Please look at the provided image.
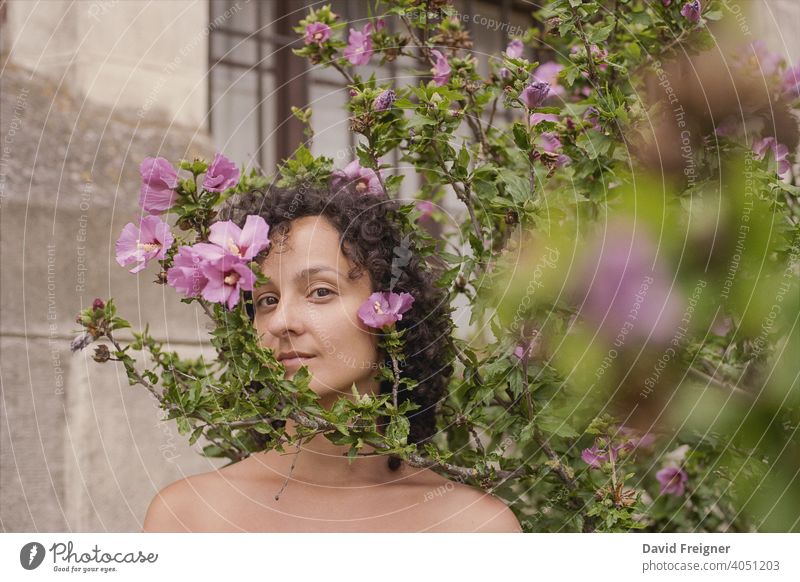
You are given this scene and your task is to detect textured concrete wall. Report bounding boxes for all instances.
[4,0,209,129]
[1,1,225,532]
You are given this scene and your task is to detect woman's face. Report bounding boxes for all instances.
[253,215,382,401]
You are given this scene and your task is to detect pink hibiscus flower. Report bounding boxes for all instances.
[357,291,415,329]
[115,215,174,274]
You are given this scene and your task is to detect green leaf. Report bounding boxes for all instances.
[202,445,226,458]
[537,415,580,439]
[110,318,131,331]
[576,131,613,159]
[176,416,191,435]
[588,23,614,44]
[498,168,531,204]
[387,414,410,444]
[512,122,530,150]
[189,426,204,445]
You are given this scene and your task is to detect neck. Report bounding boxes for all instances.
[252,379,402,487]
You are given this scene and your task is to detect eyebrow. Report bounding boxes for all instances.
[257,265,345,289]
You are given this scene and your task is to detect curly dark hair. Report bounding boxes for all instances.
[218,182,456,470]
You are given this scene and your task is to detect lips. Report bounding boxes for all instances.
[278,352,315,368]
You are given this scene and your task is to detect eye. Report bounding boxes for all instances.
[311,287,334,299]
[255,295,277,309]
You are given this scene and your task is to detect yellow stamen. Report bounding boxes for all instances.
[224,272,240,286]
[227,237,241,257]
[137,241,160,253]
[373,300,384,314]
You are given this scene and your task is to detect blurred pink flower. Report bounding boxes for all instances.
[505,39,524,59]
[416,200,435,219]
[534,131,570,168]
[619,426,656,452]
[115,215,174,274]
[511,340,533,362]
[431,49,452,86]
[752,136,791,176]
[745,40,784,76]
[208,215,270,261]
[139,157,179,214]
[538,132,561,153]
[344,22,376,66]
[531,61,564,98]
[529,113,559,126]
[714,116,739,138]
[656,466,688,496]
[203,153,240,193]
[570,219,684,345]
[520,81,550,109]
[331,159,383,195]
[583,106,601,131]
[304,22,331,45]
[581,441,621,469]
[358,291,415,329]
[680,0,701,23]
[783,63,800,99]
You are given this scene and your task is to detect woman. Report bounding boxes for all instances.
[142,181,521,532]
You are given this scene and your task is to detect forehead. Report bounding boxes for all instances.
[259,215,352,277]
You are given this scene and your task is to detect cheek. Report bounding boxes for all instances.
[320,304,379,365]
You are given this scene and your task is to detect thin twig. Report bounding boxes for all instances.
[399,14,436,65]
[330,59,355,85]
[468,425,486,456]
[388,350,401,409]
[199,300,216,324]
[430,140,483,245]
[274,437,304,501]
[486,95,499,131]
[573,14,600,86]
[106,330,161,401]
[288,409,527,485]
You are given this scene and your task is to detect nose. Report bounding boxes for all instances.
[263,293,308,341]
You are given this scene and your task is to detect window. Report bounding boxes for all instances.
[208,0,538,196]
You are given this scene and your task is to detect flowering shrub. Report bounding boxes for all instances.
[72,0,799,532]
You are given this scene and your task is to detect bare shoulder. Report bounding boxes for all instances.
[421,479,523,533]
[141,468,232,533]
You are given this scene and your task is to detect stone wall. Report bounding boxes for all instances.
[1,0,227,531]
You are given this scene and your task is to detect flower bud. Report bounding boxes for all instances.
[92,298,105,311]
[176,217,194,231]
[70,331,93,353]
[92,344,111,363]
[520,81,550,109]
[373,89,397,112]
